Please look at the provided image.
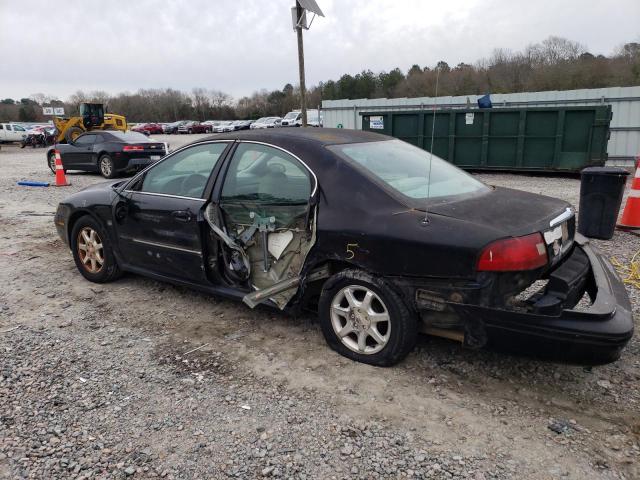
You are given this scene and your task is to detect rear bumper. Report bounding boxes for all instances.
[115,155,164,171]
[452,234,633,364]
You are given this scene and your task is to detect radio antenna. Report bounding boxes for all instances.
[422,66,440,226]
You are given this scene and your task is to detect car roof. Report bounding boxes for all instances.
[199,127,389,146]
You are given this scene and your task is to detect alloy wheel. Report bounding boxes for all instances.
[77,227,104,274]
[100,157,112,177]
[330,285,391,355]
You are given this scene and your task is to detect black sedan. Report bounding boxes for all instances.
[48,131,167,179]
[53,129,633,366]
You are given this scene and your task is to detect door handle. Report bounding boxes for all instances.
[172,210,192,222]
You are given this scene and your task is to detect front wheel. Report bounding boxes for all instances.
[48,152,56,173]
[70,216,122,283]
[98,154,117,178]
[318,270,418,367]
[48,152,66,174]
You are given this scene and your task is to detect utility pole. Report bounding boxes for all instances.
[292,0,323,128]
[296,3,307,127]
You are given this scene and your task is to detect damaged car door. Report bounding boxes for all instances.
[207,141,317,308]
[115,142,230,283]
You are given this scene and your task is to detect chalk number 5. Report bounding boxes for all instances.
[346,243,359,260]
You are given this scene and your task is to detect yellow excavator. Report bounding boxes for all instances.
[53,103,128,143]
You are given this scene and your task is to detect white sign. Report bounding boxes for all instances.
[465,112,474,125]
[369,116,384,129]
[54,107,65,115]
[42,107,54,115]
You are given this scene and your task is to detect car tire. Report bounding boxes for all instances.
[48,151,57,174]
[48,151,67,174]
[70,215,122,283]
[318,269,417,367]
[98,154,117,179]
[188,129,193,134]
[64,126,84,144]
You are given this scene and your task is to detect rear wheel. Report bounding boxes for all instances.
[99,154,116,178]
[318,269,417,367]
[70,216,121,283]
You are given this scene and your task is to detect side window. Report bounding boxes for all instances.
[221,143,311,204]
[75,134,96,145]
[6,125,12,131]
[0,125,3,130]
[140,142,227,198]
[13,125,25,131]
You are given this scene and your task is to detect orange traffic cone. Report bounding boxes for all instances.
[54,150,70,187]
[618,156,640,230]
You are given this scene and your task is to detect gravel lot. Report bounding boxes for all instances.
[1,135,639,479]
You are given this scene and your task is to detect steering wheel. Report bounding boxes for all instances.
[179,174,208,197]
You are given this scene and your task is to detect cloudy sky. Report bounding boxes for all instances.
[1,0,638,101]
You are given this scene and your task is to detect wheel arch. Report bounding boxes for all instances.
[299,259,414,315]
[66,209,108,246]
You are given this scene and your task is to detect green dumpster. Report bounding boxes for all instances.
[361,106,611,173]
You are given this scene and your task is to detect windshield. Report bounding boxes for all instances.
[329,139,489,201]
[284,112,299,120]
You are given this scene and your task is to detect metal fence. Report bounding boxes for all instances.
[321,86,640,166]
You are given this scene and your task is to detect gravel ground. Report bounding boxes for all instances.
[1,135,639,479]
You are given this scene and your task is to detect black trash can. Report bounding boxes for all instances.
[578,167,629,240]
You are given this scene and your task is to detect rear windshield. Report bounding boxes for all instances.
[110,131,152,142]
[329,139,489,202]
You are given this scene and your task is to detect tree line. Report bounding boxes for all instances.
[1,36,638,124]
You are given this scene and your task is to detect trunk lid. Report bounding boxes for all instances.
[427,186,575,266]
[427,186,572,237]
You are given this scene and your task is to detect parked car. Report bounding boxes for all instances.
[250,117,282,129]
[0,123,29,142]
[132,123,164,135]
[21,127,56,148]
[53,129,633,367]
[213,121,235,133]
[26,125,53,135]
[163,121,186,134]
[47,131,167,179]
[231,120,252,131]
[178,121,212,134]
[280,111,301,127]
[280,109,322,127]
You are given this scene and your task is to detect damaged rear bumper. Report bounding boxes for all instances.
[452,234,633,365]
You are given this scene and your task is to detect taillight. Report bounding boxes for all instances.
[123,145,144,152]
[477,233,548,271]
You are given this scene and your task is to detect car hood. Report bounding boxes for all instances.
[78,179,123,193]
[426,186,571,237]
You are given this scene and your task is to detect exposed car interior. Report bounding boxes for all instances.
[204,142,317,308]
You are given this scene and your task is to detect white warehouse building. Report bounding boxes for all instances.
[321,85,640,166]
